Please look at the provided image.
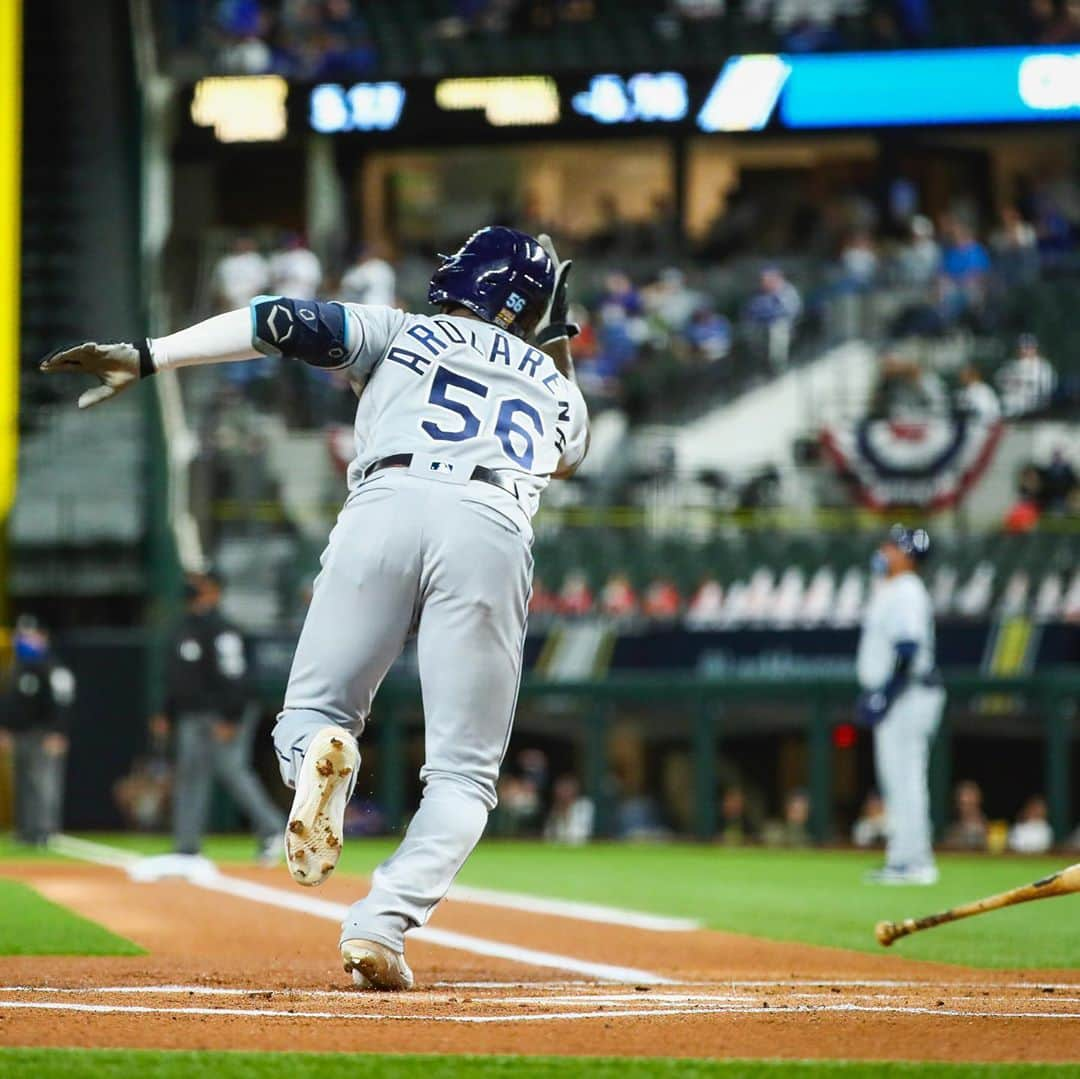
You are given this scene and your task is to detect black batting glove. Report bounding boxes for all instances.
[535,233,580,347]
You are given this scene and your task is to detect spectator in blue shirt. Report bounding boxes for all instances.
[744,267,802,326]
[684,306,732,364]
[938,217,990,324]
[941,218,991,281]
[743,267,802,371]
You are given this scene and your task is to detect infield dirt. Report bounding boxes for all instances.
[0,862,1076,1063]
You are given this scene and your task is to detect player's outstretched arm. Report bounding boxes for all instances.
[40,308,259,409]
[42,298,365,409]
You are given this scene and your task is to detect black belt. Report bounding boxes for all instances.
[361,453,519,499]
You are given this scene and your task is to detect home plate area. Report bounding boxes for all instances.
[2,859,1077,1062]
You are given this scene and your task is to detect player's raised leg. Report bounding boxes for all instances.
[339,489,531,987]
[274,487,420,886]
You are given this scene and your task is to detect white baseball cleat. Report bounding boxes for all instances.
[865,864,939,885]
[285,726,359,887]
[341,938,414,991]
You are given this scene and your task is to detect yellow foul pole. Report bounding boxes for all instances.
[0,0,20,531]
[0,0,16,821]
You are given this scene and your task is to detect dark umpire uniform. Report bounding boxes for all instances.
[159,573,284,859]
[2,617,75,845]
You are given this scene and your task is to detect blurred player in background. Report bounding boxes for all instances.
[856,525,943,885]
[268,232,322,300]
[339,245,396,306]
[151,571,285,864]
[212,235,269,313]
[0,616,76,845]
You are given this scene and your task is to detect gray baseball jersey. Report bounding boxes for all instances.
[272,304,588,951]
[334,305,588,519]
[856,572,936,690]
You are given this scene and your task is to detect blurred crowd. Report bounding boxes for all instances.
[529,541,1080,626]
[714,778,1080,853]
[202,153,1080,425]
[1005,448,1079,531]
[495,752,1080,850]
[501,171,1080,416]
[490,749,595,842]
[929,779,1080,855]
[171,1,1080,77]
[850,783,1069,854]
[869,337,1060,427]
[434,0,600,39]
[201,0,378,78]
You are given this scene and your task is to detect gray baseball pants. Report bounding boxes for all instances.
[173,710,285,854]
[13,730,66,843]
[873,685,945,870]
[273,470,532,953]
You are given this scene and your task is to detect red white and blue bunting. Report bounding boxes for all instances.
[821,416,1003,510]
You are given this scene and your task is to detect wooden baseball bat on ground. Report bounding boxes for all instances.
[875,863,1080,947]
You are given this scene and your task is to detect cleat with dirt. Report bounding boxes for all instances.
[341,938,414,991]
[284,726,359,887]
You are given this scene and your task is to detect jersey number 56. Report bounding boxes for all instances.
[421,365,546,469]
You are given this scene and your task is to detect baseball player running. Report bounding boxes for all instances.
[42,227,588,989]
[856,524,944,885]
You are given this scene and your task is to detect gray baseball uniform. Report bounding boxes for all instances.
[271,306,588,951]
[857,571,944,872]
[42,295,587,951]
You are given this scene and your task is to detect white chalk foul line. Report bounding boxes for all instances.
[49,835,141,867]
[4,985,1078,1007]
[47,835,673,986]
[2,999,1079,1024]
[0,985,359,998]
[445,883,700,932]
[49,836,697,935]
[50,834,140,869]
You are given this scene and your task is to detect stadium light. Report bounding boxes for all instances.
[435,77,560,127]
[190,76,288,142]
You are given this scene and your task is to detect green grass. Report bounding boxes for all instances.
[0,1052,1074,1079]
[0,877,142,955]
[0,834,71,861]
[5,833,1076,969]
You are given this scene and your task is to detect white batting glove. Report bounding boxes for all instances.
[40,340,153,409]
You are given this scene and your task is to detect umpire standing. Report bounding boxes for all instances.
[1,617,75,845]
[153,571,285,862]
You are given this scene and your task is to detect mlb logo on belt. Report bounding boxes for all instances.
[430,461,454,473]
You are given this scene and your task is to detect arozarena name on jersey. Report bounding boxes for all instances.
[386,318,562,396]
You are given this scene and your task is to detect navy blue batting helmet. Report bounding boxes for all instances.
[428,227,555,340]
[886,523,931,561]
